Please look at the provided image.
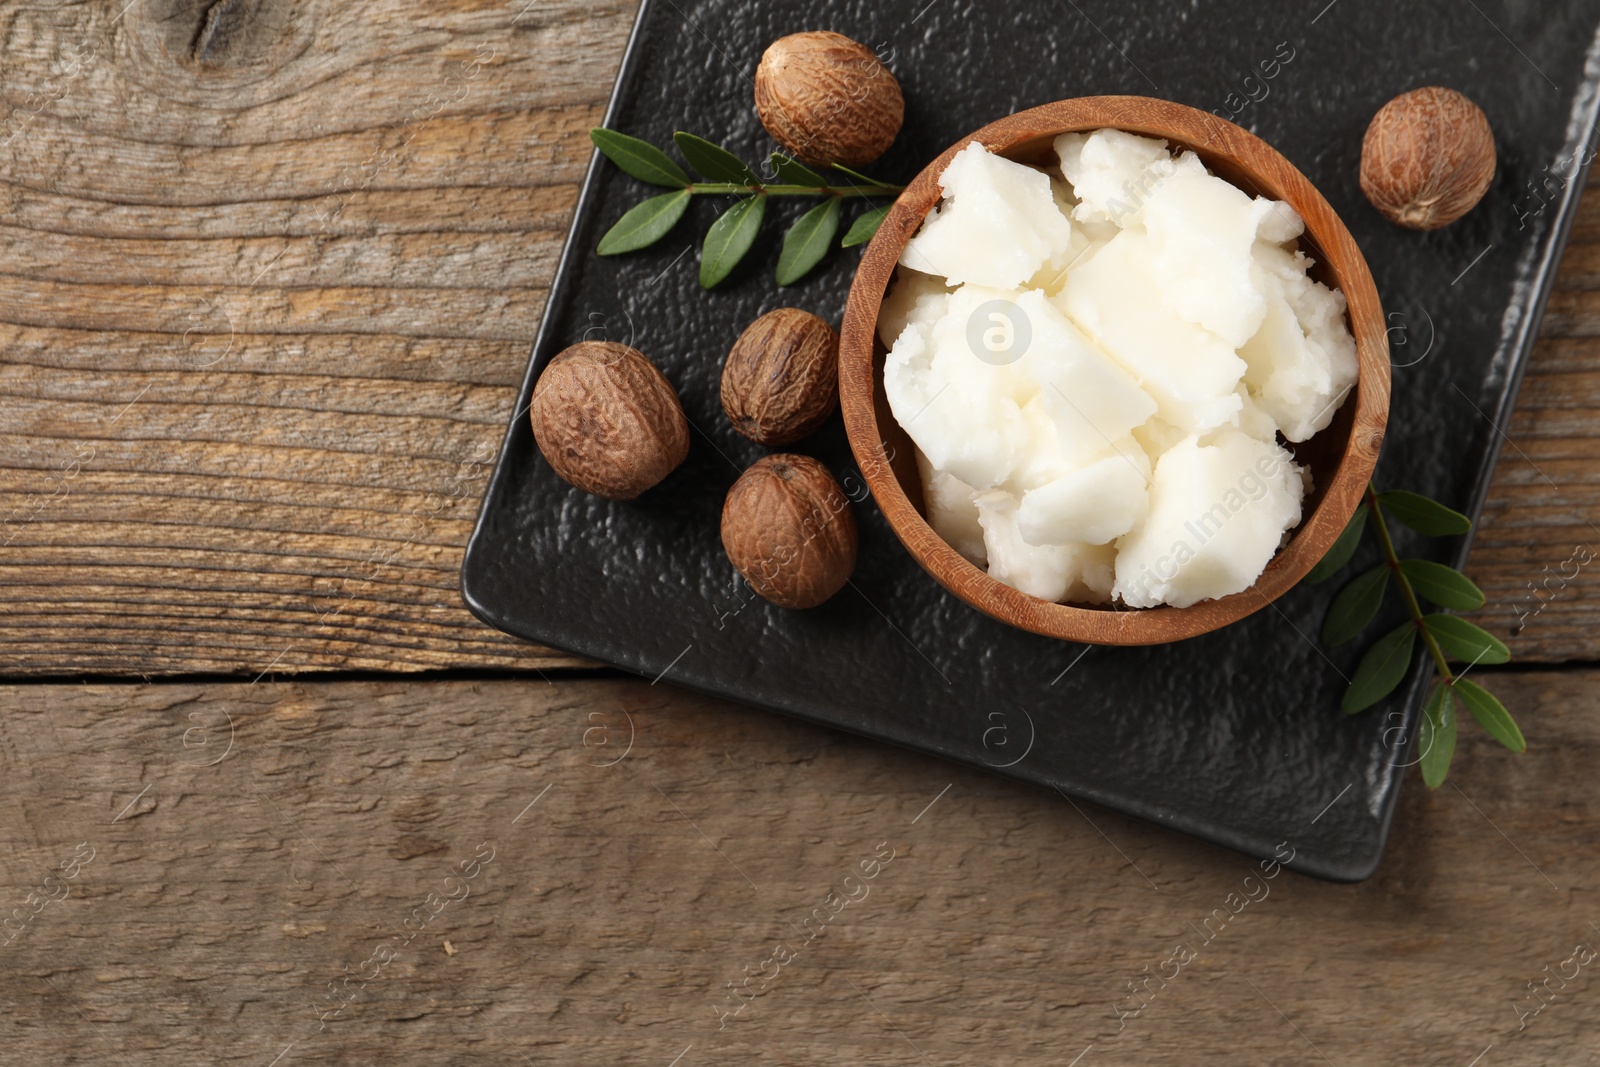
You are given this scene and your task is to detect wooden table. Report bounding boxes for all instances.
[2,2,1598,1063]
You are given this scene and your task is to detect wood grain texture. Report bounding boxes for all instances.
[0,673,1594,1065]
[1468,187,1600,662]
[0,0,633,675]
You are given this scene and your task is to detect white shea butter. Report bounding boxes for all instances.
[1018,448,1150,547]
[881,130,1358,609]
[901,143,1075,289]
[1242,244,1359,442]
[1113,432,1305,609]
[1056,230,1247,433]
[877,268,952,350]
[975,489,1080,602]
[917,451,987,566]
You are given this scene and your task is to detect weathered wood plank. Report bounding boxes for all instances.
[0,672,1592,1063]
[1468,186,1600,662]
[0,0,632,674]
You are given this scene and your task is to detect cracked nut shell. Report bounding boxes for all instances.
[754,31,904,168]
[530,341,689,500]
[1360,86,1496,230]
[721,308,840,446]
[721,454,858,609]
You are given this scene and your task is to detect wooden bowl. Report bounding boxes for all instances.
[838,97,1390,645]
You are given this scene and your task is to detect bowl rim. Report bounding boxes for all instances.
[837,95,1391,646]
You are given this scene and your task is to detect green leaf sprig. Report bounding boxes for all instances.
[588,128,904,289]
[1309,484,1523,789]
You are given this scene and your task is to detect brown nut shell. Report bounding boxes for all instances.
[721,308,840,446]
[530,341,689,500]
[721,454,857,609]
[1360,86,1496,230]
[754,31,904,168]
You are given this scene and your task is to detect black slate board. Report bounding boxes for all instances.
[464,0,1600,881]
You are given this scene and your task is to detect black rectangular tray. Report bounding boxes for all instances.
[463,0,1600,881]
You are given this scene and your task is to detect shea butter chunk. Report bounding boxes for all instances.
[975,490,1081,602]
[1228,385,1281,443]
[1141,169,1276,347]
[1007,394,1075,492]
[1113,431,1304,608]
[1240,244,1359,442]
[878,268,953,350]
[989,287,1159,465]
[1057,231,1246,433]
[883,292,1033,489]
[901,143,1075,289]
[1055,129,1178,225]
[1018,446,1150,547]
[917,450,987,566]
[1076,542,1117,604]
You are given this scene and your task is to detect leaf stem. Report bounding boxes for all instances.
[687,182,902,198]
[1366,483,1454,685]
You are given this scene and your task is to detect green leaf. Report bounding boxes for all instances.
[699,194,767,288]
[770,153,828,187]
[590,128,690,188]
[1305,505,1369,585]
[1421,614,1510,665]
[674,132,758,185]
[1322,564,1389,647]
[1400,560,1486,611]
[1454,679,1525,752]
[1378,490,1471,537]
[829,162,898,189]
[776,198,841,286]
[842,204,891,248]
[1342,621,1417,714]
[597,189,692,255]
[1418,682,1457,789]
